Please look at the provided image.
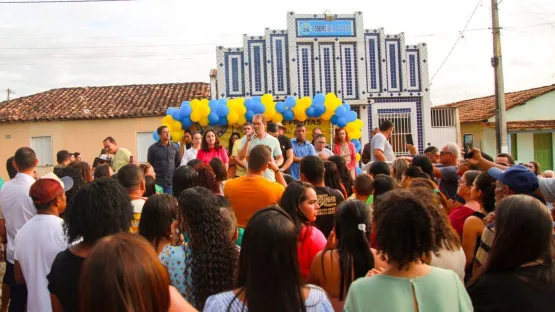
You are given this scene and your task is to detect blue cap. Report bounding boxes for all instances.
[487,165,539,194]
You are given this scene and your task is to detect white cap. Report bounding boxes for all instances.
[41,172,74,191]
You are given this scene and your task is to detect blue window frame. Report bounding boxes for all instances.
[409,54,417,87]
[323,48,332,93]
[389,44,397,89]
[231,58,239,92]
[253,46,262,92]
[345,47,353,96]
[275,39,284,92]
[302,49,310,96]
[369,39,377,90]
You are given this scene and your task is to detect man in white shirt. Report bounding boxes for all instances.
[14,172,72,312]
[117,164,146,233]
[371,120,396,162]
[237,115,284,182]
[0,147,38,311]
[313,134,334,160]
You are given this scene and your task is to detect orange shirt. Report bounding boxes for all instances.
[224,175,285,227]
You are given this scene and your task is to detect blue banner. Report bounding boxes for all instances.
[297,19,355,37]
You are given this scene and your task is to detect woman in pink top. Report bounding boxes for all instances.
[196,130,229,169]
[279,182,326,279]
[332,128,356,179]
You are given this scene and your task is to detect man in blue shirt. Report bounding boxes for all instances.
[290,122,316,180]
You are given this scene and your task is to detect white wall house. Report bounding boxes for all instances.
[211,11,437,154]
[439,84,555,171]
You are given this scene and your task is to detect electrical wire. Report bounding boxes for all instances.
[429,0,483,84]
[0,0,132,3]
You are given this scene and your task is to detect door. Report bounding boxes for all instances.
[533,133,553,171]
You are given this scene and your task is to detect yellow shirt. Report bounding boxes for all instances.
[112,147,132,172]
[231,140,246,177]
[224,175,285,227]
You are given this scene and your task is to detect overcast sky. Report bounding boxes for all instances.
[0,0,554,105]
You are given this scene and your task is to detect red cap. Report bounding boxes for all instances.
[30,179,64,204]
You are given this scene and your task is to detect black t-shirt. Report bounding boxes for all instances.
[47,248,85,312]
[314,186,344,238]
[468,265,555,312]
[278,135,293,173]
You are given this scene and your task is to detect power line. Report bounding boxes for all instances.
[430,0,483,84]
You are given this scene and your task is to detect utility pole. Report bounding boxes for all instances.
[491,0,508,154]
[5,88,15,101]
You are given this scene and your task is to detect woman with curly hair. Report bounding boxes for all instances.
[47,178,133,312]
[204,207,333,311]
[323,161,347,199]
[227,132,241,178]
[332,128,357,179]
[461,171,496,283]
[468,195,555,311]
[79,233,195,312]
[307,200,387,311]
[279,182,326,279]
[196,130,229,169]
[410,187,466,281]
[328,155,354,197]
[159,187,237,309]
[138,194,179,255]
[344,190,472,311]
[194,163,221,195]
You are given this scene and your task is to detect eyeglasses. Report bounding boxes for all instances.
[440,151,453,156]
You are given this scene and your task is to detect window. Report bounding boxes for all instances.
[369,39,377,90]
[377,111,413,156]
[389,44,397,89]
[31,136,53,166]
[253,46,262,92]
[510,133,518,160]
[323,48,332,93]
[345,47,353,96]
[275,39,285,92]
[231,58,239,92]
[302,48,310,97]
[409,54,417,87]
[137,132,156,163]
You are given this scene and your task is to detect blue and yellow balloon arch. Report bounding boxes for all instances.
[155,93,364,161]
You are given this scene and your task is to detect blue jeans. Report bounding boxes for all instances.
[163,185,173,195]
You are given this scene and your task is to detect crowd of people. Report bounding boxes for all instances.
[0,114,553,312]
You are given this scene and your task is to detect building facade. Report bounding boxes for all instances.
[213,11,433,154]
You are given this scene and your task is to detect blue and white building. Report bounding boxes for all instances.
[212,11,435,154]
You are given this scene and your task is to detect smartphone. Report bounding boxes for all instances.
[405,134,414,146]
[463,144,474,159]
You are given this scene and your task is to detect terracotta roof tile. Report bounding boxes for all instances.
[0,82,210,123]
[482,120,555,131]
[436,84,555,123]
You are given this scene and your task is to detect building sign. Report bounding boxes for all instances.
[296,19,355,37]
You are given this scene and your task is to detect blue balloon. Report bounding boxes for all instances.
[283,109,295,121]
[331,115,339,125]
[342,103,350,111]
[217,105,229,117]
[313,93,325,105]
[254,103,266,114]
[218,118,228,126]
[335,106,347,117]
[180,104,192,117]
[181,117,193,129]
[314,104,326,116]
[284,96,296,109]
[244,99,254,110]
[152,131,160,141]
[336,117,348,128]
[167,108,181,121]
[209,99,219,112]
[180,101,191,107]
[208,112,220,125]
[346,111,357,123]
[306,107,315,117]
[246,110,255,122]
[252,96,262,106]
[355,167,362,176]
[351,139,361,152]
[275,101,286,113]
[218,98,227,106]
[166,107,175,116]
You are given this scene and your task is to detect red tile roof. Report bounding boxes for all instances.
[0,82,210,123]
[437,84,555,123]
[482,120,555,131]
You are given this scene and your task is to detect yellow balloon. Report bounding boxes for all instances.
[237,105,247,115]
[237,115,247,126]
[350,130,362,140]
[200,99,209,107]
[325,93,336,104]
[296,112,308,122]
[321,112,332,121]
[356,153,361,162]
[261,94,274,106]
[345,122,356,133]
[353,119,363,130]
[162,115,173,125]
[272,112,283,123]
[333,98,342,108]
[190,99,200,109]
[171,130,184,143]
[199,116,209,127]
[227,112,239,124]
[199,105,211,117]
[227,99,237,109]
[162,122,173,132]
[264,107,276,119]
[236,97,245,107]
[190,111,201,122]
[172,120,182,131]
